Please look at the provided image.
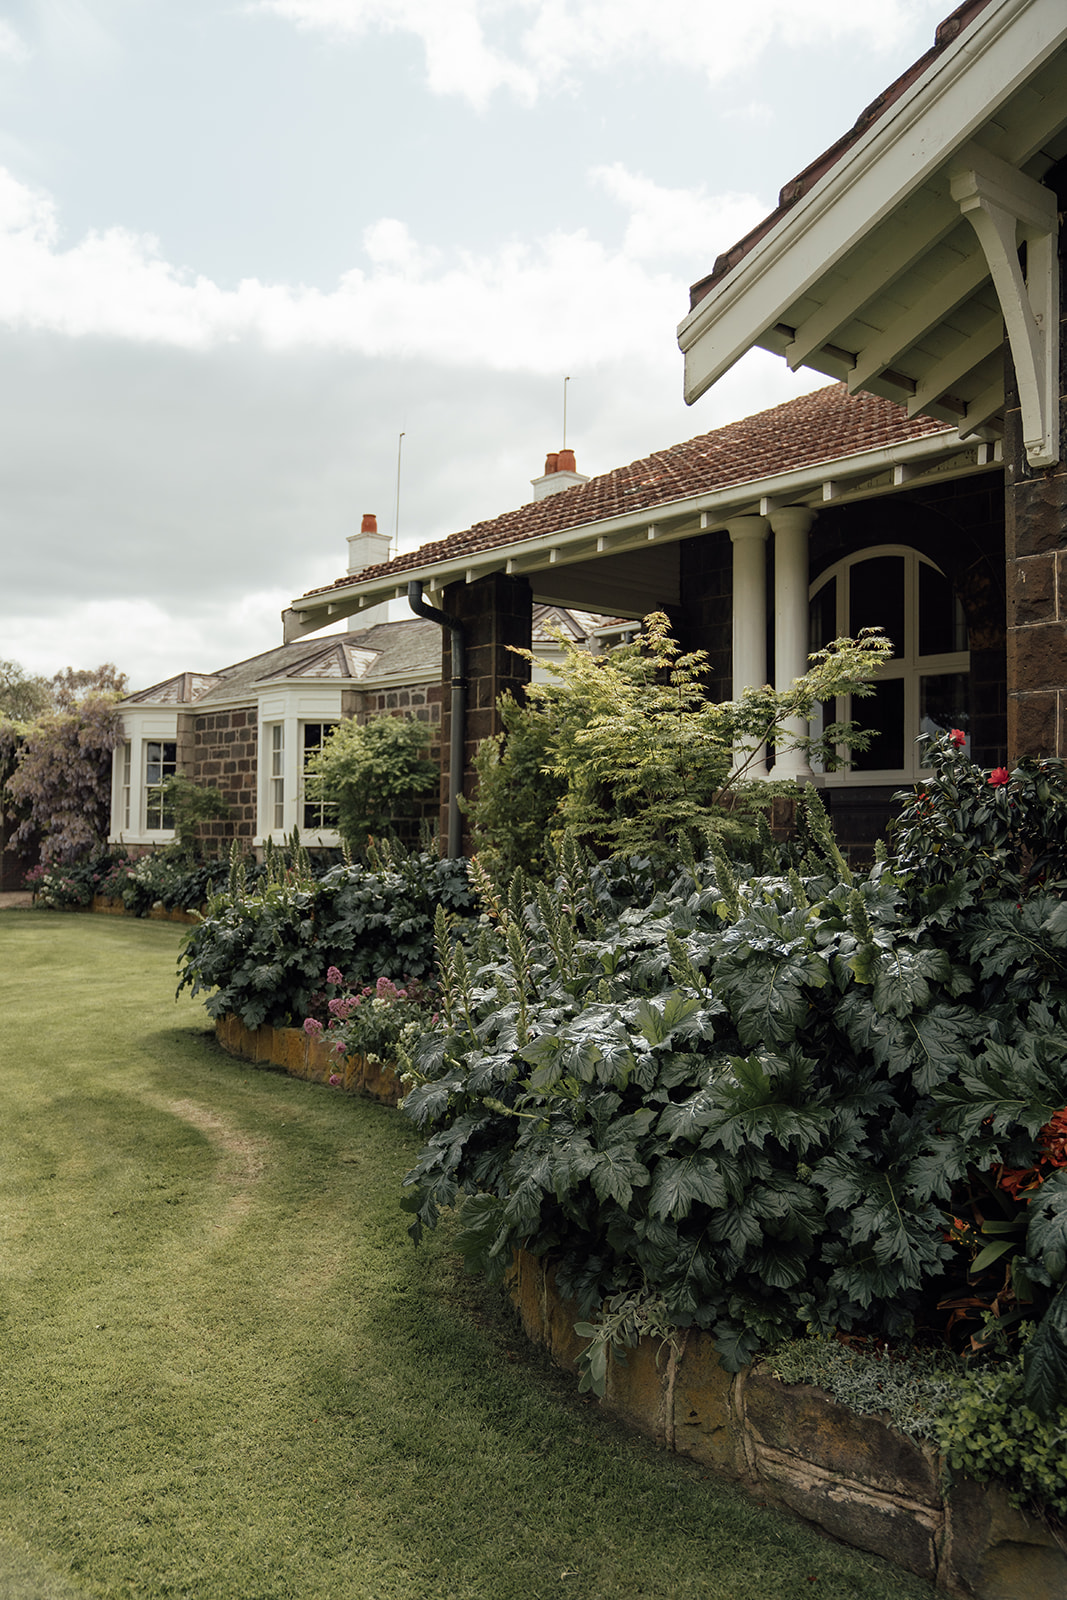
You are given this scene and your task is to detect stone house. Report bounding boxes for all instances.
[284,0,1065,859]
[110,498,614,856]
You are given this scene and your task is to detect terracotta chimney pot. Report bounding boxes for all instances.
[544,453,559,475]
[360,512,378,533]
[557,448,576,474]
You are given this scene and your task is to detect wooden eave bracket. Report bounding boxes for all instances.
[949,145,1060,468]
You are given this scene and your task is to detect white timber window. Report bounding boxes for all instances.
[267,723,285,830]
[300,722,338,831]
[144,740,177,829]
[119,742,131,832]
[809,546,970,784]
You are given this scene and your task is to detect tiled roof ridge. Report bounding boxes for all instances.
[687,0,995,311]
[299,384,951,600]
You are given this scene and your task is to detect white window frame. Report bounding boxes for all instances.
[299,721,338,832]
[256,695,343,846]
[109,716,180,844]
[810,544,970,787]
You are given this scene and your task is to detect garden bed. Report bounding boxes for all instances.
[510,1252,1067,1600]
[214,1014,402,1106]
[216,1010,1065,1598]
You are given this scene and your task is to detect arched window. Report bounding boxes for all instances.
[809,546,969,783]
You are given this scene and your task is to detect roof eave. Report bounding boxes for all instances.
[284,423,996,640]
[677,0,1061,404]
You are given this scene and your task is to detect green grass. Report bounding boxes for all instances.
[0,912,935,1600]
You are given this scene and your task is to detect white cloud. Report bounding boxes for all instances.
[591,164,765,263]
[0,161,761,373]
[252,0,944,107]
[1,593,296,686]
[0,21,30,62]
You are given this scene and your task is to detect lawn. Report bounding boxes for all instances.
[0,911,935,1600]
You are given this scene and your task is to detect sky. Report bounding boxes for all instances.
[0,0,950,692]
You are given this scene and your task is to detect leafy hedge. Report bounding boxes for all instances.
[402,740,1067,1415]
[176,846,475,1028]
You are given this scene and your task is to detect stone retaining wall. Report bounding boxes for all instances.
[213,1014,402,1106]
[509,1253,1067,1600]
[90,895,200,924]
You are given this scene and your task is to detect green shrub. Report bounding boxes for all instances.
[465,613,891,871]
[177,844,474,1028]
[306,716,438,853]
[402,740,1067,1410]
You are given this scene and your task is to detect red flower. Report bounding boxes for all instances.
[948,728,967,748]
[988,767,1010,787]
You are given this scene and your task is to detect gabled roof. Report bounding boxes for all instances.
[677,0,1067,467]
[687,1,996,310]
[121,672,221,706]
[121,622,442,708]
[289,385,953,623]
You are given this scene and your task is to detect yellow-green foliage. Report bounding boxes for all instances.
[471,613,892,868]
[938,1350,1067,1519]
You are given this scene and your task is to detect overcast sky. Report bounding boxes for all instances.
[0,0,949,692]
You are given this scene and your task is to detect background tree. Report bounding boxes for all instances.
[2,683,124,865]
[0,659,53,721]
[50,663,127,708]
[305,715,438,854]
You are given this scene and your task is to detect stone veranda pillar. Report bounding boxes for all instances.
[440,572,533,854]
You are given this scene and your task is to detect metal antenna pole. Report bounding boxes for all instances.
[562,377,570,450]
[394,432,405,557]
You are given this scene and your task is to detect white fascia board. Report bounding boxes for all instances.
[677,0,1066,402]
[289,427,981,629]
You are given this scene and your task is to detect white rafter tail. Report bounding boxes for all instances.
[950,145,1060,467]
[846,247,991,394]
[907,313,1005,419]
[958,378,1006,442]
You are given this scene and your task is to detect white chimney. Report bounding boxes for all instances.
[346,513,393,632]
[531,448,590,502]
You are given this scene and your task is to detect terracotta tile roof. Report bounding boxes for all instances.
[301,385,951,599]
[688,0,995,311]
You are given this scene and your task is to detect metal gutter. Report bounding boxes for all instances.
[286,426,997,633]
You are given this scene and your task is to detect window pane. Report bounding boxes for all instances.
[809,576,837,652]
[851,678,905,771]
[920,674,970,762]
[849,556,904,657]
[302,721,338,829]
[919,563,967,656]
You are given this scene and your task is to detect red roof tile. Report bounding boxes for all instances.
[687,0,995,311]
[300,385,951,599]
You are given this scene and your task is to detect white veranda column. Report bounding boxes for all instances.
[769,505,817,781]
[726,515,770,779]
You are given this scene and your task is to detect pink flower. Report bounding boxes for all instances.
[328,1073,343,1087]
[326,966,344,986]
[376,977,399,999]
[988,767,1010,787]
[948,728,967,749]
[303,1017,324,1036]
